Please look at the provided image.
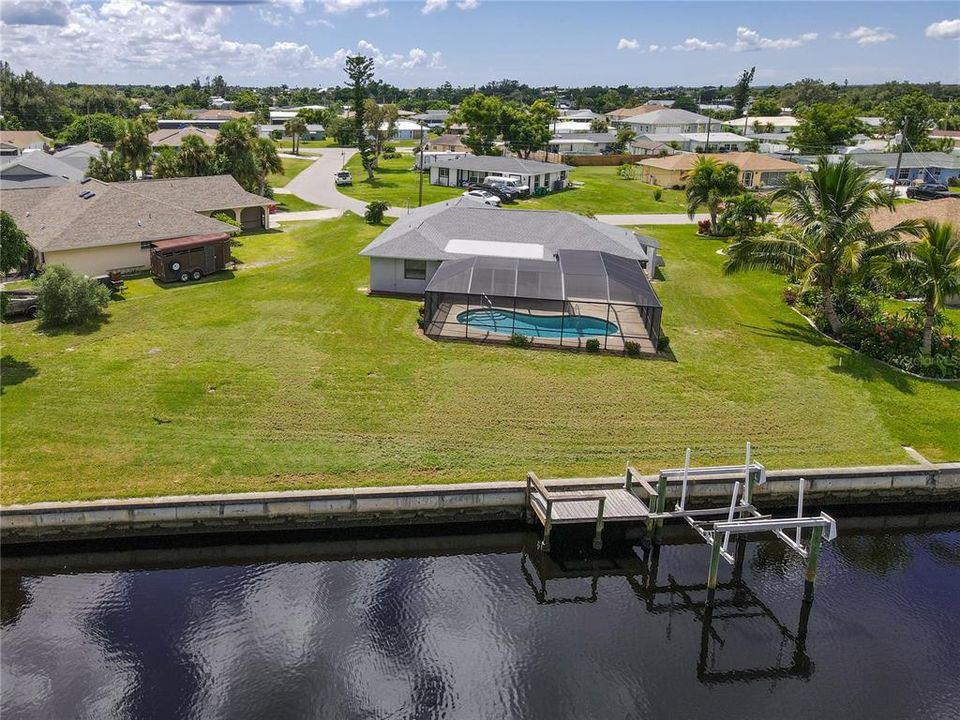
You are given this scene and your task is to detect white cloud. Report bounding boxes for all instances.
[672,37,726,52]
[733,26,817,51]
[617,38,639,50]
[322,0,378,13]
[306,17,335,28]
[421,0,447,14]
[365,6,389,17]
[0,0,69,26]
[457,0,479,10]
[647,44,664,53]
[925,18,960,39]
[354,39,443,70]
[834,26,895,45]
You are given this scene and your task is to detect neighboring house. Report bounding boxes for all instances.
[637,152,805,189]
[648,99,675,107]
[209,96,234,110]
[429,155,573,193]
[699,103,735,113]
[634,131,752,153]
[388,120,424,140]
[53,142,104,173]
[1,141,21,157]
[846,152,960,185]
[550,120,596,135]
[189,108,249,121]
[0,152,85,189]
[422,133,469,153]
[410,110,450,128]
[149,126,219,148]
[727,115,800,135]
[0,130,52,153]
[358,197,661,295]
[559,109,598,122]
[114,175,274,231]
[930,129,960,149]
[158,118,230,130]
[548,133,616,155]
[619,108,716,135]
[1,179,240,277]
[628,138,676,157]
[606,104,663,125]
[750,132,794,154]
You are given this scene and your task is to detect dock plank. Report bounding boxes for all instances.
[530,488,648,525]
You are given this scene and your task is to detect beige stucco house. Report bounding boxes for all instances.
[637,152,805,189]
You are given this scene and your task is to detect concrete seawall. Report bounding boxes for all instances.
[3,462,959,545]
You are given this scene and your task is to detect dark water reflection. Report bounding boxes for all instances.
[2,512,960,719]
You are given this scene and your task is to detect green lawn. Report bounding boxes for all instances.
[273,194,324,213]
[268,157,314,188]
[337,154,463,208]
[276,138,341,150]
[2,217,957,503]
[523,166,687,214]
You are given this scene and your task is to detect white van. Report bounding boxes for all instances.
[483,175,530,197]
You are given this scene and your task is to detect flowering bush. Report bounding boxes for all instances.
[697,219,712,235]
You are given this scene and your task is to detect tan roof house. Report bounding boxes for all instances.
[606,105,663,123]
[422,133,469,153]
[2,180,239,276]
[149,126,219,148]
[637,152,805,189]
[0,130,52,153]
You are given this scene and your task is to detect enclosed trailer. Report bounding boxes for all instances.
[150,233,232,283]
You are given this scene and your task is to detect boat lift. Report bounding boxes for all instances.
[632,443,837,603]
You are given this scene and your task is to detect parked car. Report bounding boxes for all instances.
[906,183,949,200]
[462,189,501,206]
[483,175,530,197]
[1,290,39,319]
[469,182,516,203]
[335,171,352,186]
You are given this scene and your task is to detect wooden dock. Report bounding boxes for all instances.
[525,472,649,550]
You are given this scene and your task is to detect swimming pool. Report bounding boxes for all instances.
[457,308,618,338]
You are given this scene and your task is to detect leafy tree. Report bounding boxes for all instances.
[363,99,399,166]
[326,115,356,147]
[882,221,960,355]
[58,113,122,145]
[252,137,282,196]
[732,67,755,117]
[296,107,325,125]
[724,156,921,335]
[284,116,307,155]
[1,210,29,273]
[86,148,129,182]
[672,94,698,112]
[253,104,271,126]
[179,134,216,177]
[882,91,941,151]
[749,96,781,117]
[34,264,110,326]
[612,125,636,153]
[365,200,389,224]
[215,118,257,189]
[0,114,23,130]
[210,75,228,98]
[152,147,180,179]
[685,156,741,234]
[115,119,151,180]
[504,99,556,158]
[789,103,864,153]
[451,92,505,155]
[590,117,609,133]
[345,55,376,180]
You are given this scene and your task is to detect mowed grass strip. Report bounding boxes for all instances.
[522,165,687,214]
[268,157,315,188]
[2,217,957,503]
[336,153,462,207]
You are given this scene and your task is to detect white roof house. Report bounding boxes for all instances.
[619,108,715,135]
[728,116,800,135]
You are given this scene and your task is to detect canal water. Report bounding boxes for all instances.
[2,511,959,719]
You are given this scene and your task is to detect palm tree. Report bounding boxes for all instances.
[151,147,180,179]
[114,119,151,180]
[685,156,741,234]
[722,192,771,240]
[284,117,307,155]
[214,118,257,190]
[724,156,922,335]
[178,134,214,177]
[252,137,282,196]
[85,148,128,182]
[884,221,960,355]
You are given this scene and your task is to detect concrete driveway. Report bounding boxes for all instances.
[283,148,404,218]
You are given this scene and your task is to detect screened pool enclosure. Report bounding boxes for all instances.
[423,250,662,352]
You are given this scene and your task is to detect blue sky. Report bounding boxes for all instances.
[2,1,958,87]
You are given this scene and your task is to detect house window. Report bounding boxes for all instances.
[742,170,754,187]
[438,167,449,179]
[404,259,427,280]
[898,168,910,181]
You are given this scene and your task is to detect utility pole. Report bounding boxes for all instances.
[704,117,712,154]
[418,121,425,207]
[891,116,909,197]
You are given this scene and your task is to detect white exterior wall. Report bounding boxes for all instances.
[368,257,441,295]
[41,242,151,276]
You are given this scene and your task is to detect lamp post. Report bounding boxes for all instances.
[891,116,908,197]
[340,149,345,170]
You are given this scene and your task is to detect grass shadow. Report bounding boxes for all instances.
[151,270,236,290]
[0,355,38,394]
[38,314,111,337]
[742,317,838,349]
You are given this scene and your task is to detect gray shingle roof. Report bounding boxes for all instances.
[431,155,573,174]
[0,152,85,188]
[359,197,658,262]
[2,179,238,252]
[550,133,616,144]
[621,108,714,125]
[847,152,960,170]
[148,126,219,147]
[114,175,271,212]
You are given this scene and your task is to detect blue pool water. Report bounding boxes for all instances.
[457,308,618,338]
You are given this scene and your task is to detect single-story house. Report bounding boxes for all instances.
[548,133,616,155]
[551,120,597,135]
[847,152,960,185]
[429,155,572,192]
[699,103,735,113]
[0,130,52,154]
[1,179,240,277]
[115,175,274,231]
[618,108,716,135]
[158,118,229,130]
[606,105,662,125]
[559,109,598,122]
[208,96,234,110]
[727,115,800,136]
[360,198,663,351]
[189,108,249,121]
[929,129,960,148]
[637,152,805,189]
[750,133,794,154]
[0,152,86,189]
[628,138,676,157]
[422,133,469,153]
[635,131,752,153]
[149,126,219,148]
[52,142,104,173]
[388,120,424,140]
[410,110,450,128]
[0,141,19,157]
